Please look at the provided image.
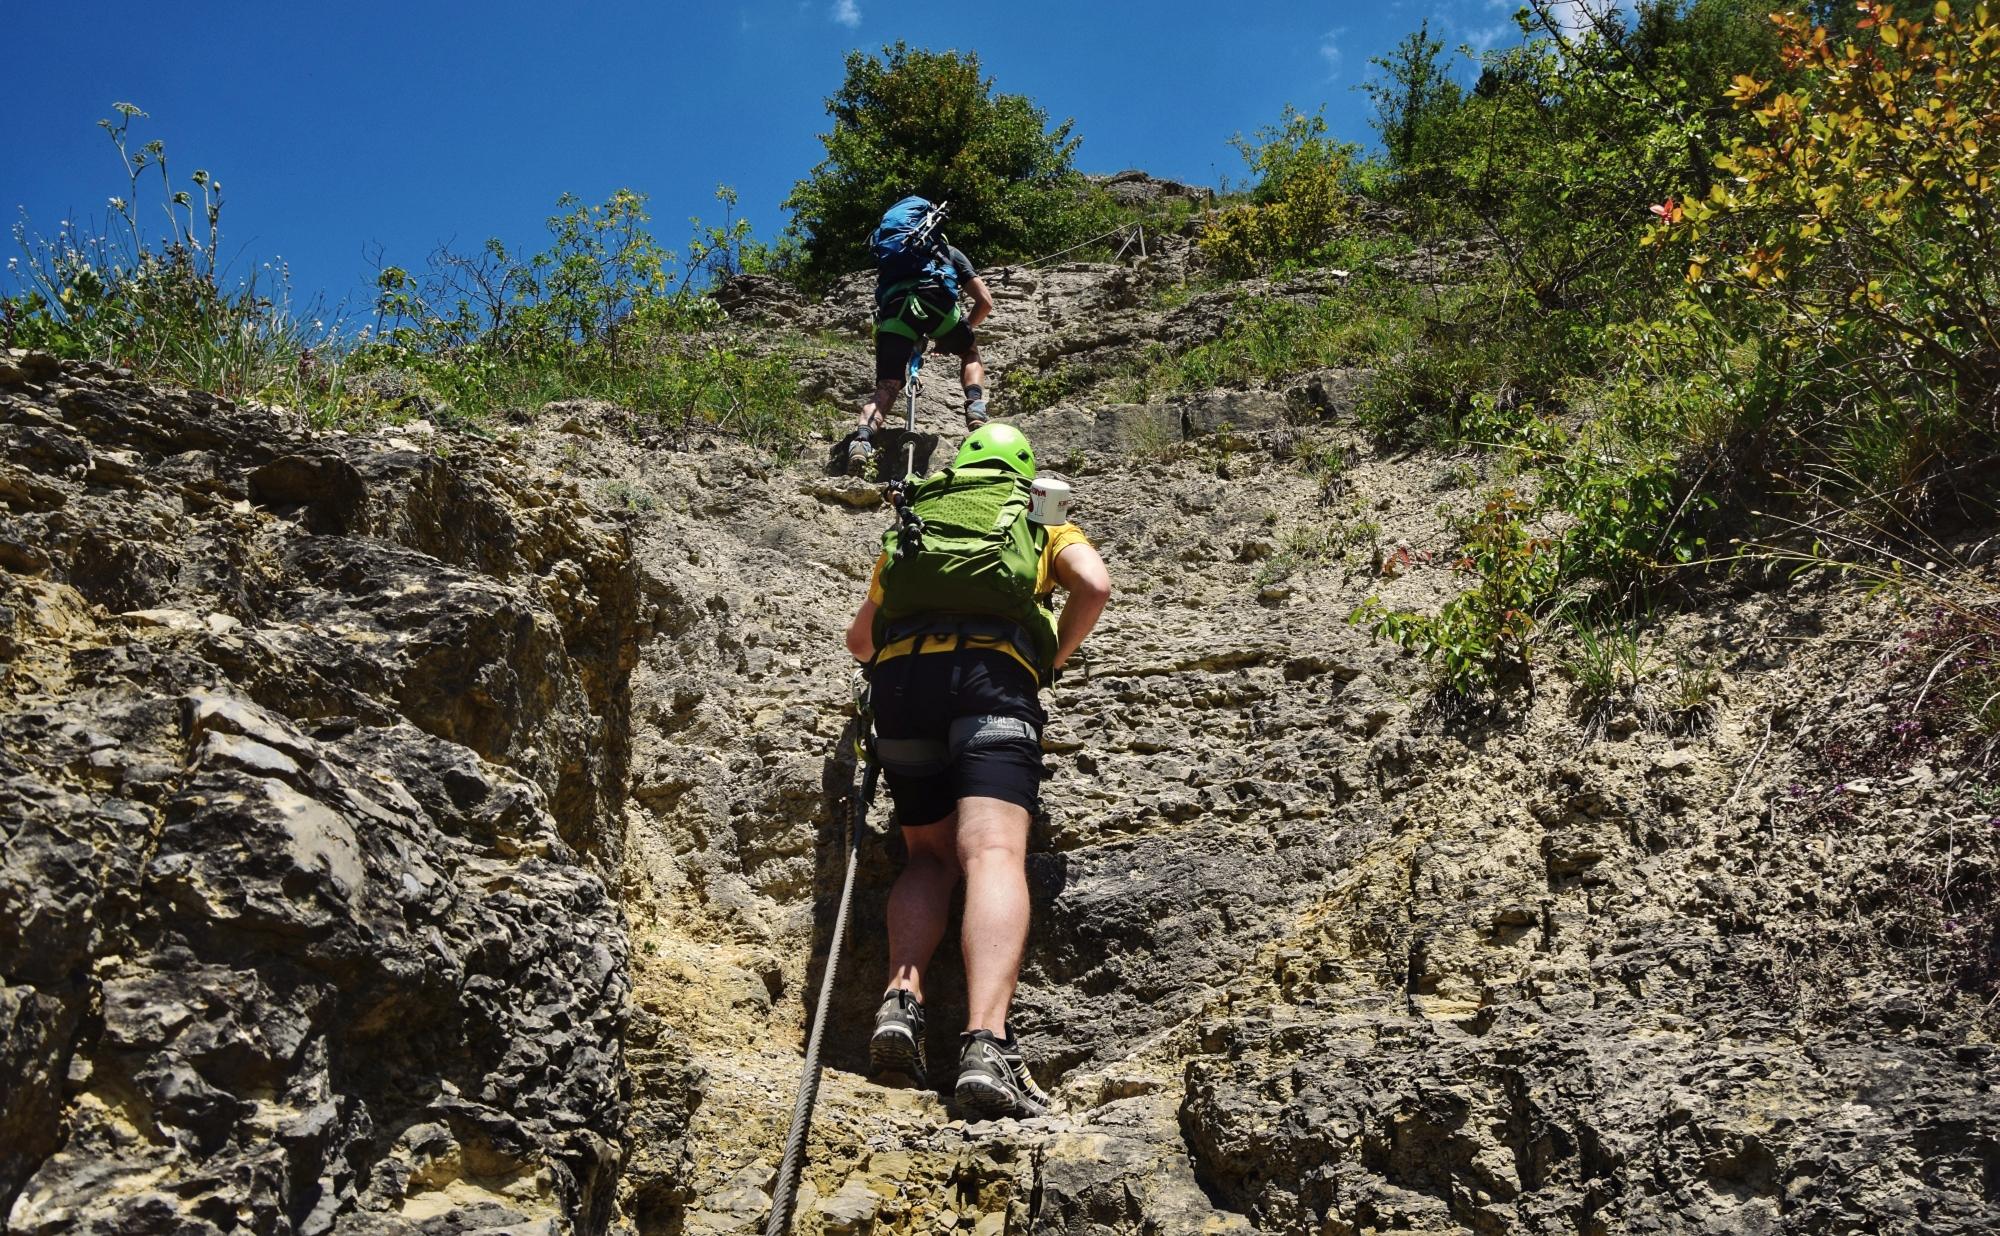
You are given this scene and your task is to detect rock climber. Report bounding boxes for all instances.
[843,424,1111,1119]
[839,196,996,476]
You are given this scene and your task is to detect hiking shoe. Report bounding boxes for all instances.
[963,400,990,430]
[954,1030,1051,1121]
[869,990,927,1086]
[844,435,876,477]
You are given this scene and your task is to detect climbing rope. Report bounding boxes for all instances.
[764,724,878,1236]
[888,347,927,560]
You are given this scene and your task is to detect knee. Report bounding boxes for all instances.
[902,826,960,870]
[959,836,1024,874]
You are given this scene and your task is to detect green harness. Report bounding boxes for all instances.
[875,279,964,343]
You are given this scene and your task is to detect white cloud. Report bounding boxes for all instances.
[832,0,860,27]
[1319,27,1347,78]
[1466,21,1512,50]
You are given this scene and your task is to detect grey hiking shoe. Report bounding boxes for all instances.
[963,400,990,430]
[869,990,927,1086]
[954,1030,1050,1120]
[844,434,876,477]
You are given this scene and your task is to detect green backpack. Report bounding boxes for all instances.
[874,465,1059,678]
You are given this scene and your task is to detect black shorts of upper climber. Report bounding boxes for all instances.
[874,322,977,384]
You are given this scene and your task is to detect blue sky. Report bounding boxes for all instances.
[3,1,1531,315]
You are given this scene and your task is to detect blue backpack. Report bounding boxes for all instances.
[871,197,957,300]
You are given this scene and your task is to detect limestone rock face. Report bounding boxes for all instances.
[1,357,639,1234]
[1088,169,1217,210]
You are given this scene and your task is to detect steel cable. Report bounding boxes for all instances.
[763,760,877,1236]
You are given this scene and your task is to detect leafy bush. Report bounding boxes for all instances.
[1362,20,1464,170]
[1199,108,1357,276]
[1352,490,1562,694]
[352,185,834,450]
[6,107,831,452]
[1388,1,1778,317]
[1651,0,2000,514]
[369,188,678,369]
[782,44,1114,288]
[1340,1,1783,469]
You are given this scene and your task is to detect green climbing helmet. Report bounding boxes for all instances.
[953,423,1035,480]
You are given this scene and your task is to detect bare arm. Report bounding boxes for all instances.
[964,276,994,329]
[1050,542,1110,670]
[847,597,878,662]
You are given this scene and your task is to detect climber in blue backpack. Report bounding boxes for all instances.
[839,196,997,475]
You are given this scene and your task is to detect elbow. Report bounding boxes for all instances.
[1076,565,1112,607]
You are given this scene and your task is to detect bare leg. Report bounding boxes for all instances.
[885,810,959,1001]
[958,346,986,393]
[859,378,903,434]
[955,795,1031,1035]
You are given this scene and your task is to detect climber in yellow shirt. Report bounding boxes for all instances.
[842,423,1109,1121]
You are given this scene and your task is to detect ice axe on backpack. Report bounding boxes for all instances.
[903,198,950,258]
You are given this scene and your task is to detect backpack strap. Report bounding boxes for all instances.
[878,614,1045,683]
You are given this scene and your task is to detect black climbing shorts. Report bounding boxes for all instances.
[869,648,1046,828]
[874,321,977,383]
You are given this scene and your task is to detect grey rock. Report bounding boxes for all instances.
[1,359,640,1233]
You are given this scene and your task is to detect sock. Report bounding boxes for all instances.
[964,384,985,408]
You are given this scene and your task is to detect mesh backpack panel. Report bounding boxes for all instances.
[875,467,1057,675]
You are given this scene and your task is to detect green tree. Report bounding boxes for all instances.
[782,43,1099,288]
[1364,20,1463,168]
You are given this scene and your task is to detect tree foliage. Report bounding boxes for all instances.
[1653,0,2000,506]
[1380,1,1780,317]
[1199,107,1356,276]
[782,43,1104,288]
[1363,20,1463,169]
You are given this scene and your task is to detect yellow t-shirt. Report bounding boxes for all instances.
[869,522,1091,676]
